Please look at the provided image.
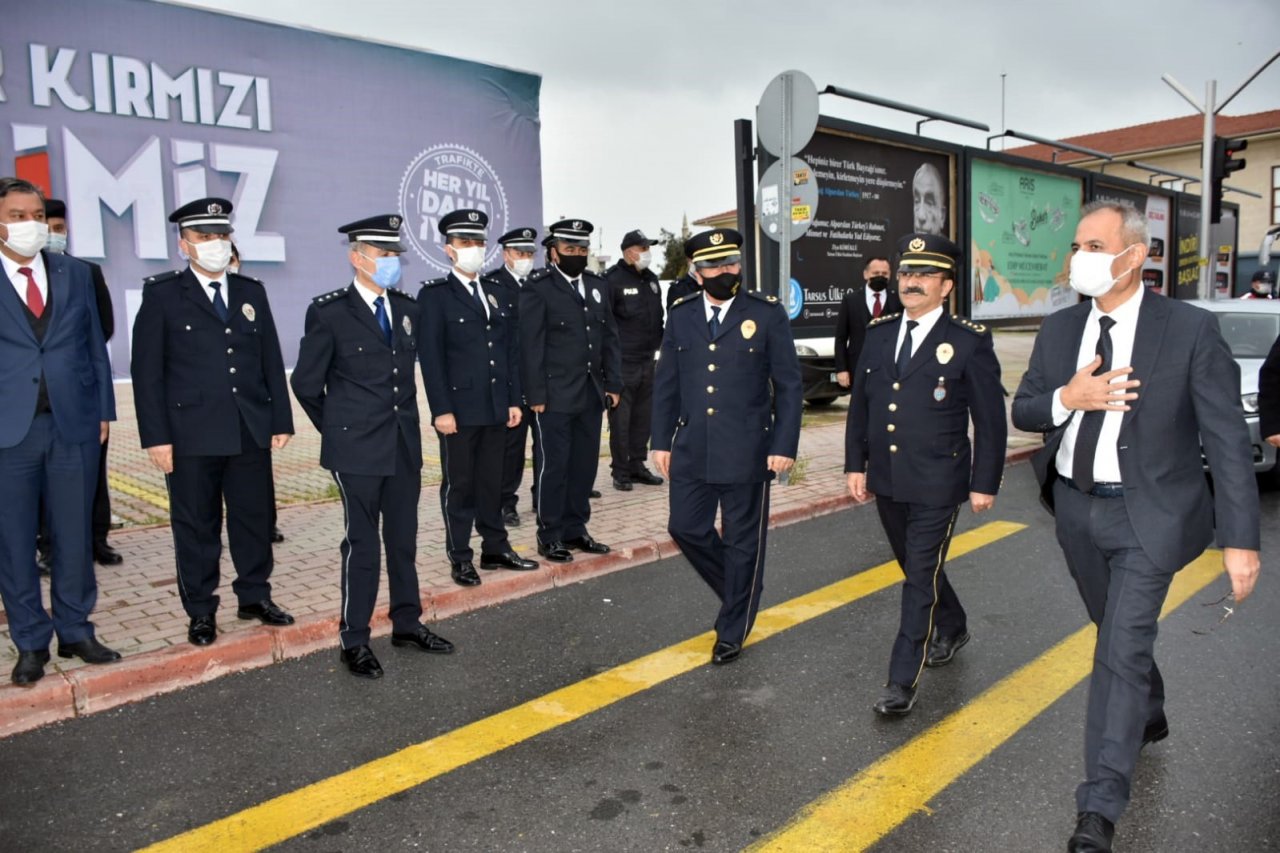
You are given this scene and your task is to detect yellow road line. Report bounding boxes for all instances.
[137,520,1026,853]
[107,470,170,513]
[748,550,1224,853]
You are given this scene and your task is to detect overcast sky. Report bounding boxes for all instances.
[172,0,1279,257]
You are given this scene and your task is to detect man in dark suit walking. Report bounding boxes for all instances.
[833,255,901,390]
[41,198,123,568]
[485,227,540,529]
[292,214,453,679]
[846,234,1006,716]
[0,177,120,685]
[1013,200,1261,853]
[132,198,295,647]
[419,210,536,587]
[651,228,803,665]
[1261,328,1280,450]
[519,219,621,564]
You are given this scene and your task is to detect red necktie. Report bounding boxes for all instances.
[872,291,882,318]
[18,266,43,318]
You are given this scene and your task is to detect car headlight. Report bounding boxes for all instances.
[1242,392,1259,414]
[795,344,818,357]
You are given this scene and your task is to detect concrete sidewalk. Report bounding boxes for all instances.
[0,332,1041,737]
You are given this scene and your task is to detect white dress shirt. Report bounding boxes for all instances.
[1052,285,1144,483]
[190,265,230,306]
[865,285,886,317]
[556,268,586,302]
[456,270,489,319]
[894,305,944,363]
[703,293,735,325]
[2,251,48,308]
[352,278,393,327]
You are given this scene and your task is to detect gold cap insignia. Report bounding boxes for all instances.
[742,319,757,340]
[936,342,954,365]
[710,233,725,246]
[909,237,926,252]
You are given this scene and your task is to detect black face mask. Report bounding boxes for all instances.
[867,275,889,292]
[556,255,589,278]
[701,272,740,301]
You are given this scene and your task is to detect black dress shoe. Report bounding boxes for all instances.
[632,467,665,486]
[480,551,538,571]
[563,535,610,554]
[711,641,741,665]
[11,650,50,686]
[537,542,574,563]
[93,541,123,565]
[612,477,633,491]
[340,644,384,679]
[873,682,917,716]
[589,489,602,499]
[188,614,218,646]
[270,526,285,544]
[502,508,521,528]
[925,630,970,668]
[57,637,121,664]
[237,599,296,626]
[1142,713,1169,748]
[391,625,455,654]
[1068,812,1115,852]
[451,561,482,586]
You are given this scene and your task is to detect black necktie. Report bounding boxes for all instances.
[374,295,392,346]
[1072,315,1117,491]
[470,280,487,316]
[210,281,228,323]
[570,278,584,304]
[708,305,721,338]
[896,320,918,376]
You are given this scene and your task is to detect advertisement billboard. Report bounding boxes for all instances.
[969,157,1083,320]
[2,0,543,376]
[1093,182,1172,295]
[787,127,955,332]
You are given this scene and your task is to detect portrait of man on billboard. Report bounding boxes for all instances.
[912,162,947,236]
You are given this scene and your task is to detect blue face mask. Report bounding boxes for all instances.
[362,253,401,288]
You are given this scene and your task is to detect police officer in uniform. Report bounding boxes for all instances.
[291,215,453,678]
[132,198,295,646]
[419,210,536,587]
[485,227,539,528]
[651,228,803,664]
[520,219,621,563]
[845,233,1006,715]
[605,229,666,491]
[666,270,700,309]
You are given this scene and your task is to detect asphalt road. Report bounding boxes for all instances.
[2,464,1277,853]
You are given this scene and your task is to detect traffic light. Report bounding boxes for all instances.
[1210,136,1247,223]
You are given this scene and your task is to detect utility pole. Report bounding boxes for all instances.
[1162,50,1279,298]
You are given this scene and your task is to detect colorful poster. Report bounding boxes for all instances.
[969,159,1083,320]
[786,129,953,332]
[1175,199,1202,300]
[2,0,543,376]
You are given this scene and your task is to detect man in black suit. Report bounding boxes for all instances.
[833,255,901,390]
[846,234,1006,716]
[0,178,120,685]
[132,198,295,647]
[519,219,621,563]
[419,210,536,587]
[485,227,539,529]
[1013,200,1261,853]
[1262,328,1280,449]
[40,198,123,568]
[291,214,454,679]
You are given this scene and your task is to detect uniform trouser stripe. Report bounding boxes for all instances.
[910,507,960,688]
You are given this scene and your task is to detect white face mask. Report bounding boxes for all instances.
[1069,245,1136,298]
[453,245,485,276]
[2,220,50,257]
[511,257,534,278]
[46,232,68,254]
[188,237,233,274]
[635,250,653,271]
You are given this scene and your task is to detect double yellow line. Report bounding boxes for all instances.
[139,520,1023,852]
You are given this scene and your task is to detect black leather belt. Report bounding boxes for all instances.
[1059,475,1124,498]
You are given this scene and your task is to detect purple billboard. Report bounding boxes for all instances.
[2,0,543,376]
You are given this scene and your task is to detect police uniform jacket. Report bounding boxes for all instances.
[483,265,524,299]
[651,291,803,484]
[845,311,1005,506]
[604,261,663,360]
[132,268,292,456]
[417,273,521,427]
[290,283,422,477]
[519,268,622,413]
[666,273,699,310]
